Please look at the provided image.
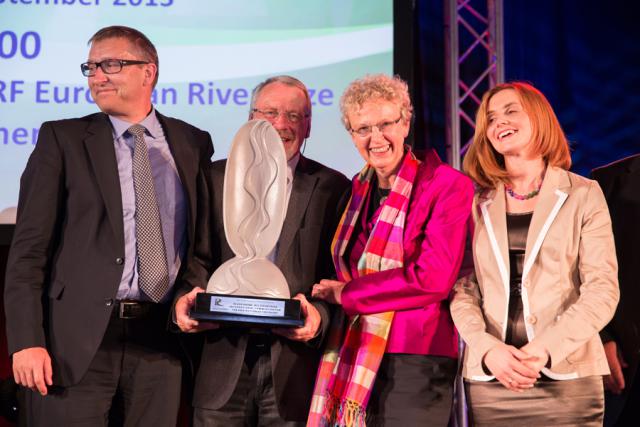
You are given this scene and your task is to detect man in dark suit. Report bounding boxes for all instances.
[174,75,350,426]
[592,154,640,427]
[4,26,213,426]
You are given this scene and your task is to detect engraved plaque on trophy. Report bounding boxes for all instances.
[190,119,303,327]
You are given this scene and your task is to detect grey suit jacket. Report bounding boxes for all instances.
[4,111,213,386]
[180,156,350,422]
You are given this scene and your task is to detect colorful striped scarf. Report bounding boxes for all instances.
[308,149,420,427]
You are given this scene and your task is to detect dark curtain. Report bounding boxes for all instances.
[415,0,640,174]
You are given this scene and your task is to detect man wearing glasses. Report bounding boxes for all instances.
[4,25,213,426]
[173,76,350,426]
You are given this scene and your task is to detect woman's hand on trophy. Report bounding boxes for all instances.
[273,294,321,342]
[174,287,219,333]
[311,279,346,305]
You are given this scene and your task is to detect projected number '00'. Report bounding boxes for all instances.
[0,31,41,60]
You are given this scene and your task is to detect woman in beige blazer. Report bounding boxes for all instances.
[451,82,619,426]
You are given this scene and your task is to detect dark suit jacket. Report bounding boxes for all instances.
[4,111,213,387]
[592,154,640,385]
[180,156,350,422]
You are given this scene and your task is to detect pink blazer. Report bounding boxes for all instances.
[341,150,474,358]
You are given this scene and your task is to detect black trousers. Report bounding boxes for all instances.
[604,370,640,427]
[193,334,303,427]
[23,304,182,427]
[365,353,457,427]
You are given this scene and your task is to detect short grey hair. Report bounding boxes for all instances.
[249,75,312,118]
[340,74,413,130]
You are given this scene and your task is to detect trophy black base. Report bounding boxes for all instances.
[190,293,303,328]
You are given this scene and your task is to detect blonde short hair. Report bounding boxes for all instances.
[340,74,413,130]
[463,81,571,189]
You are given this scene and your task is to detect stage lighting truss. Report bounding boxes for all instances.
[445,0,504,169]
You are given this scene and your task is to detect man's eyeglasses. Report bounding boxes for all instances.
[80,59,150,77]
[350,116,403,138]
[252,108,309,124]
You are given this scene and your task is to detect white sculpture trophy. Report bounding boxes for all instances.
[190,119,303,327]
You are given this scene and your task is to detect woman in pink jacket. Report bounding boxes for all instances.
[308,74,474,426]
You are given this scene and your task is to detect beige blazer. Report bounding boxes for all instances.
[451,166,619,381]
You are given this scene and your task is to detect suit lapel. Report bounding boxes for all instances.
[157,112,197,239]
[621,153,640,174]
[85,113,124,249]
[479,186,510,340]
[276,156,317,267]
[522,167,570,280]
[479,184,510,292]
[625,155,640,201]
